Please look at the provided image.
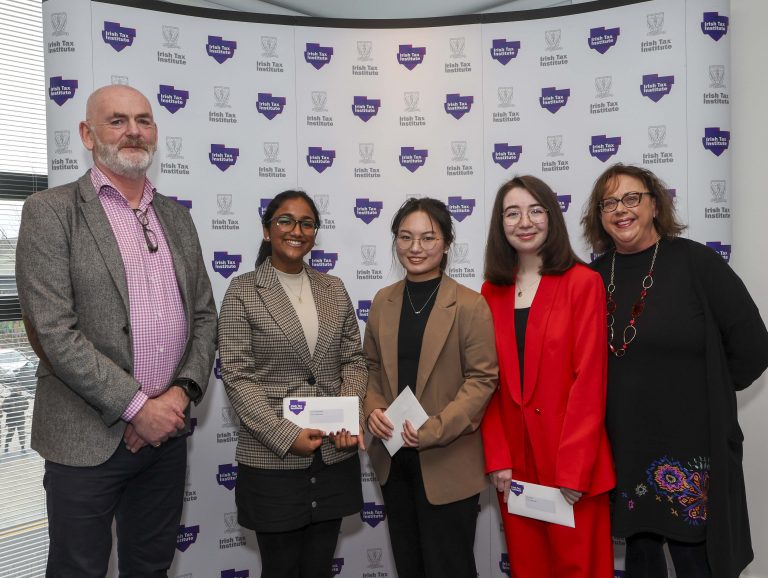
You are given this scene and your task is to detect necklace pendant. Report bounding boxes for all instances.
[517,289,523,298]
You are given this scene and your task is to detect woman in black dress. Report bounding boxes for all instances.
[581,164,768,578]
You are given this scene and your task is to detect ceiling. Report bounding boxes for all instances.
[156,0,577,19]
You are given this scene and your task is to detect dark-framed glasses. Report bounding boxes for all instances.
[502,206,549,226]
[395,234,441,251]
[599,191,652,213]
[133,208,158,253]
[270,215,318,234]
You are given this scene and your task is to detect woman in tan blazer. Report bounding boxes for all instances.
[363,197,498,578]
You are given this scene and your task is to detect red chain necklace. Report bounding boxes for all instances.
[606,239,660,357]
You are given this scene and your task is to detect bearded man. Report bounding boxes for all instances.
[16,85,217,577]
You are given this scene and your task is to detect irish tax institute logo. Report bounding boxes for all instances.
[354,198,383,224]
[356,300,371,323]
[102,21,135,52]
[49,76,78,106]
[640,74,675,102]
[539,87,570,113]
[702,127,730,156]
[212,251,242,279]
[216,464,238,490]
[590,135,622,162]
[305,42,333,69]
[588,26,620,54]
[309,250,338,273]
[492,143,523,169]
[306,147,336,173]
[209,144,239,171]
[490,38,521,65]
[706,241,731,262]
[351,96,381,122]
[176,524,200,552]
[207,36,237,63]
[360,502,386,528]
[157,85,189,114]
[557,195,572,212]
[444,93,474,119]
[447,196,476,222]
[397,44,426,70]
[221,570,249,578]
[399,147,428,173]
[701,12,729,42]
[257,93,286,120]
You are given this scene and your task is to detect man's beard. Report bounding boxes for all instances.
[92,132,156,179]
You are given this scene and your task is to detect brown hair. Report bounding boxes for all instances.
[391,197,454,271]
[484,175,580,285]
[581,163,686,254]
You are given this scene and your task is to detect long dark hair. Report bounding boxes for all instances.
[390,197,454,271]
[581,163,686,254]
[484,175,580,285]
[255,190,321,267]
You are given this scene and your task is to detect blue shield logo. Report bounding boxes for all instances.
[640,74,675,102]
[492,143,523,169]
[309,250,338,273]
[397,44,426,70]
[209,144,240,171]
[305,43,333,69]
[701,12,729,41]
[48,76,78,106]
[490,39,521,65]
[539,87,571,113]
[157,85,190,114]
[216,463,238,490]
[589,135,622,162]
[306,147,336,173]
[351,96,382,122]
[257,93,287,120]
[588,27,620,54]
[447,196,476,222]
[212,251,242,278]
[444,93,474,120]
[399,147,428,173]
[176,524,200,552]
[102,21,136,52]
[207,35,237,63]
[354,198,383,224]
[702,127,730,156]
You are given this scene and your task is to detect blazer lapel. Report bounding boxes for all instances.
[488,283,523,405]
[378,281,403,401]
[76,171,130,316]
[415,277,457,399]
[522,274,561,404]
[255,261,313,370]
[306,267,334,373]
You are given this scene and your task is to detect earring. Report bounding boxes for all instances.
[265,237,270,241]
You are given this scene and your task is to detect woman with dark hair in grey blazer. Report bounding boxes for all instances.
[218,190,367,578]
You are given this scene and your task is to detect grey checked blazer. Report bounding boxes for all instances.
[16,171,217,467]
[218,259,367,470]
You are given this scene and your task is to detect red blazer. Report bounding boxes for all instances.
[481,264,615,495]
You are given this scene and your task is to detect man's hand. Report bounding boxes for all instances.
[129,392,186,451]
[289,428,325,456]
[123,423,147,453]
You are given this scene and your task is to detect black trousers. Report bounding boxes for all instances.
[44,436,186,578]
[255,518,342,578]
[381,449,479,578]
[626,533,712,578]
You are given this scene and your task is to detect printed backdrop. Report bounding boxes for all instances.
[42,0,731,575]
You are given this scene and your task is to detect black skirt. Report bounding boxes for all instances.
[236,452,363,533]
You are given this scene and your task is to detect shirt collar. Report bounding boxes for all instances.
[91,165,156,211]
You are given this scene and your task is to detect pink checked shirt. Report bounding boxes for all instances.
[91,168,187,421]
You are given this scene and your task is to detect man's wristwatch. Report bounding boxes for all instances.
[173,378,203,404]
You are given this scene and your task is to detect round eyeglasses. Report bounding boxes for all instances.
[270,215,318,234]
[395,234,441,251]
[502,206,549,226]
[599,191,652,213]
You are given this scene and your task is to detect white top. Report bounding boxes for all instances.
[274,267,319,357]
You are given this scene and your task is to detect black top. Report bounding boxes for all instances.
[514,307,530,392]
[592,238,709,541]
[397,276,441,394]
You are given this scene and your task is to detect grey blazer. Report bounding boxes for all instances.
[218,259,367,470]
[16,170,217,467]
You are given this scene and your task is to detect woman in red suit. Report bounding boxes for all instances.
[481,175,615,577]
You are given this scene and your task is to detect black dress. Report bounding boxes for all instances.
[592,238,710,542]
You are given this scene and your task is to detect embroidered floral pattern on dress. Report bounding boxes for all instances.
[644,456,710,526]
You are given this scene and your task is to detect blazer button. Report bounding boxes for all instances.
[307,376,316,385]
[534,408,542,415]
[122,325,129,334]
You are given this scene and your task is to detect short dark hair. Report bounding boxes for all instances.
[581,163,686,254]
[390,197,454,271]
[484,175,580,285]
[255,190,321,267]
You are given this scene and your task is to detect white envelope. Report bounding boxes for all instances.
[382,387,429,456]
[282,396,359,435]
[506,479,575,528]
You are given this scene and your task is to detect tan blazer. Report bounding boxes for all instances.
[363,275,498,505]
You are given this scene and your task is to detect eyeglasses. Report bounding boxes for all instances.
[133,208,158,253]
[599,191,652,213]
[502,206,548,226]
[270,215,318,234]
[395,234,442,251]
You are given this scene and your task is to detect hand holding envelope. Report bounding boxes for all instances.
[380,387,429,456]
[506,479,575,528]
